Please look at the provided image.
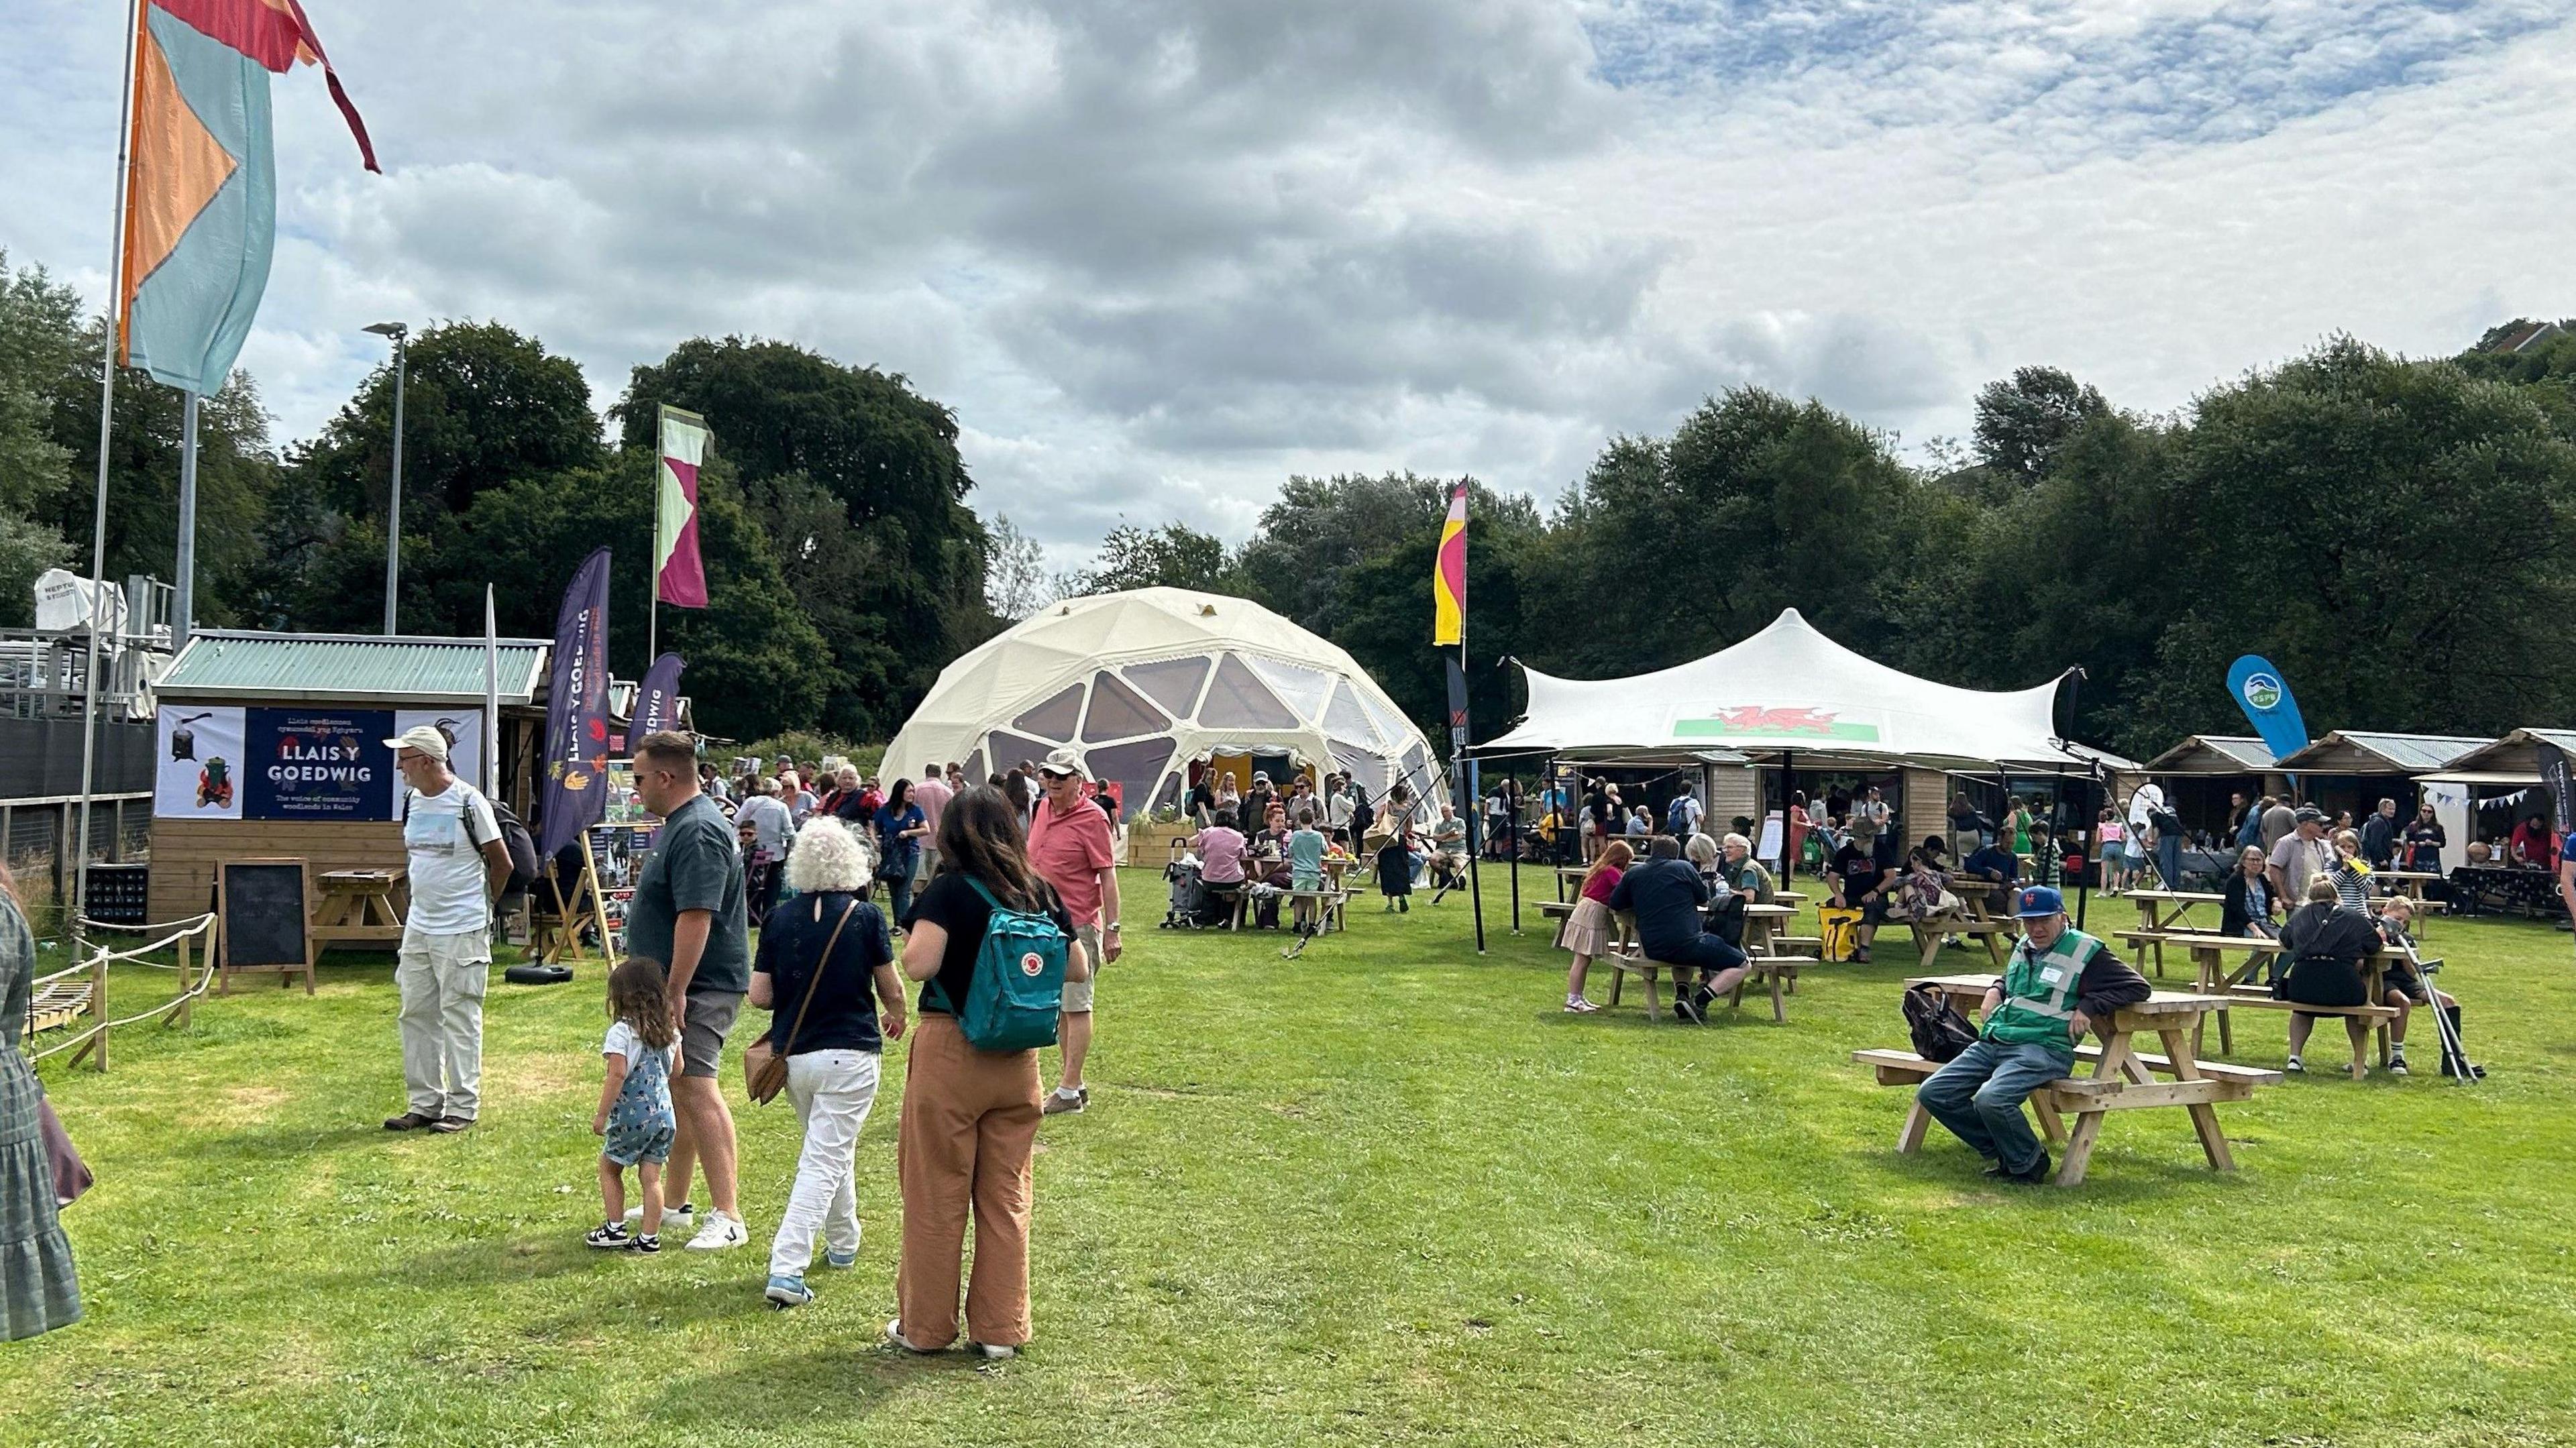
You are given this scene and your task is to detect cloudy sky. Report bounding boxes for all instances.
[6,1,2573,566]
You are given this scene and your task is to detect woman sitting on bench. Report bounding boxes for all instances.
[2276,877,2380,1076]
[1607,836,1747,1025]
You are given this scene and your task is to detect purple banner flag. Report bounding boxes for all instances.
[633,652,686,743]
[538,548,612,859]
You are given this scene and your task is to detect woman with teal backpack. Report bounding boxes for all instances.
[888,787,1091,1360]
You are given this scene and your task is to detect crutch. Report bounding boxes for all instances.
[2392,930,2478,1083]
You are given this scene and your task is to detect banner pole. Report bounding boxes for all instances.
[72,0,146,952]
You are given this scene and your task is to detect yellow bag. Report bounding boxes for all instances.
[1817,905,1864,962]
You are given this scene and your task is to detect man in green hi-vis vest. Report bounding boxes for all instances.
[1917,886,2151,1184]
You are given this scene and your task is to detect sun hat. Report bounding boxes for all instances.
[382,724,449,762]
[2012,885,2065,918]
[1038,746,1086,779]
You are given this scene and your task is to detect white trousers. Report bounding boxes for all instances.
[767,1049,883,1277]
[396,928,490,1120]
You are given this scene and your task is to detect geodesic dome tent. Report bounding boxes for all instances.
[883,588,1446,822]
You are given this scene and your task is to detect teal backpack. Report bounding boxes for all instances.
[928,877,1070,1052]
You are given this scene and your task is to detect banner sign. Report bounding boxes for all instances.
[154,706,247,819]
[393,708,482,800]
[2226,655,2310,765]
[2542,744,2576,838]
[245,708,394,819]
[656,406,710,609]
[539,548,614,858]
[633,652,686,741]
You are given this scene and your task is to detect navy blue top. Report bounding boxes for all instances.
[873,802,926,873]
[754,891,893,1054]
[1605,858,1711,958]
[1963,844,2021,883]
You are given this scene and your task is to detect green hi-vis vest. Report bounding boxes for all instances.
[1982,927,2104,1051]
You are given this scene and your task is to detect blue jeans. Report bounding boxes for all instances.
[2157,834,2184,890]
[883,874,913,930]
[1917,1038,2072,1175]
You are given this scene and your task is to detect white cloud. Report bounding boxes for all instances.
[2,0,2571,557]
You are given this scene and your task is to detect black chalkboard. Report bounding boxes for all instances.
[219,860,311,970]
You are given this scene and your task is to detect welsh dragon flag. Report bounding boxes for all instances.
[655,404,710,608]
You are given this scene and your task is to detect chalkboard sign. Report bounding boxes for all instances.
[217,858,316,995]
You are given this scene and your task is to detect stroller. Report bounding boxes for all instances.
[1160,840,1211,929]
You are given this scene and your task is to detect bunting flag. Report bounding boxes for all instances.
[119,0,376,394]
[655,405,710,608]
[1432,482,1467,646]
[538,549,612,859]
[633,652,686,742]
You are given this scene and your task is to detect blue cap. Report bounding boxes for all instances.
[2013,885,2065,919]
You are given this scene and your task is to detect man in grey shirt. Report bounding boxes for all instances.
[2266,807,2333,909]
[2259,797,2297,853]
[627,731,753,1251]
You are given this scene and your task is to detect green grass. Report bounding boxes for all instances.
[9,870,2576,1446]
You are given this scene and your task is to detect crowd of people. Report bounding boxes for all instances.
[384,731,1124,1356]
[1171,770,1473,935]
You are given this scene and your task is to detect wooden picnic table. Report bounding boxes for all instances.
[2120,889,2226,974]
[1898,878,2019,970]
[1858,972,2277,1186]
[2112,929,2417,1076]
[311,868,407,954]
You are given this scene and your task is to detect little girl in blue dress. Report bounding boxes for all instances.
[588,958,678,1251]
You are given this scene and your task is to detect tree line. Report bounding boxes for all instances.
[7,244,2575,759]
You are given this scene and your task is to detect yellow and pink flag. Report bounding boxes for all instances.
[1432,482,1467,646]
[119,0,374,394]
[655,405,710,608]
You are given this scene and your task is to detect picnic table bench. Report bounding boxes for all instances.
[1597,909,1818,1023]
[311,868,407,955]
[2113,929,2418,1078]
[1898,878,2020,970]
[1854,972,2277,1186]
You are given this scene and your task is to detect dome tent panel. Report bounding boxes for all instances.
[1323,681,1378,750]
[984,731,1055,773]
[1355,685,1414,752]
[1124,655,1213,717]
[1246,655,1334,720]
[1082,671,1169,742]
[1087,738,1175,816]
[1012,683,1087,741]
[1200,653,1300,730]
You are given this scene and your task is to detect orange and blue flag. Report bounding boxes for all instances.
[1432,482,1466,646]
[119,0,374,394]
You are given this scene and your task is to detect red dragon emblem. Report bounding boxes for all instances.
[1715,706,1840,734]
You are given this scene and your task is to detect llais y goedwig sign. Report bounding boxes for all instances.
[244,708,398,820]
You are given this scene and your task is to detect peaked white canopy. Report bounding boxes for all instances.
[1481,609,2086,771]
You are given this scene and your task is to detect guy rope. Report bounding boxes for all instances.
[22,913,219,1072]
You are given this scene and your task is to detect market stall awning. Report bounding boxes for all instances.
[2274,730,2490,775]
[1477,609,2088,771]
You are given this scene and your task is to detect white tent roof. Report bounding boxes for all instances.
[883,588,1446,819]
[1481,608,2086,771]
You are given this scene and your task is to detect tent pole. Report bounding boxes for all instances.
[1507,781,1521,934]
[1778,750,1796,881]
[1465,748,1486,956]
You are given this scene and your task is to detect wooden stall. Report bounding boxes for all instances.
[145,630,550,932]
[2272,731,2490,824]
[2135,735,2286,836]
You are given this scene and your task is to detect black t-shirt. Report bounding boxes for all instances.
[1605,858,1711,958]
[754,891,893,1054]
[908,870,1075,1017]
[1832,843,1886,898]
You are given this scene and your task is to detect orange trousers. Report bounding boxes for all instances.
[895,1015,1041,1348]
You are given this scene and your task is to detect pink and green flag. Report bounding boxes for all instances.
[655,404,710,609]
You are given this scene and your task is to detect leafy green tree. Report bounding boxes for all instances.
[438,450,831,741]
[614,337,991,737]
[1061,521,1236,596]
[1972,366,2110,486]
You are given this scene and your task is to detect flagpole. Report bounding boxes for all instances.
[174,390,199,643]
[72,0,146,952]
[649,404,662,665]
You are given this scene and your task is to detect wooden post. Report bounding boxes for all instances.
[580,831,618,966]
[91,951,108,1071]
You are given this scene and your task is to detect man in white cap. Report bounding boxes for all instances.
[382,724,511,1133]
[1028,747,1121,1115]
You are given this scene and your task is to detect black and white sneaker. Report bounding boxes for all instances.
[2284,1056,2304,1074]
[628,1233,661,1254]
[586,1221,631,1249]
[1673,995,1707,1025]
[2387,1053,2410,1076]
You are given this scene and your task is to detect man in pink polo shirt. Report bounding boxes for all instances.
[910,761,955,883]
[1028,747,1121,1115]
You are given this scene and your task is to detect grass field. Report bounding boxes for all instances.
[9,869,2576,1447]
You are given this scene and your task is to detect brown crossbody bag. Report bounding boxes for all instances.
[741,897,857,1105]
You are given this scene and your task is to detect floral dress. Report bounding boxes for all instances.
[2,893,82,1339]
[601,1021,678,1168]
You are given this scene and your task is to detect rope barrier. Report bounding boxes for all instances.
[21,913,218,1070]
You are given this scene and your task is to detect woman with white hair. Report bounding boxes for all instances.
[748,817,908,1310]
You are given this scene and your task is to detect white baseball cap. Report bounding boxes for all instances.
[382,724,449,762]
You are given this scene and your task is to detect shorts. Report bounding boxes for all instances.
[1859,894,1891,927]
[1058,923,1104,1015]
[604,1123,675,1167]
[680,989,745,1079]
[2381,965,2428,1002]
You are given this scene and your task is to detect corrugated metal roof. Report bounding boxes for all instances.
[2282,731,2491,773]
[2141,735,2275,773]
[156,630,550,704]
[2416,728,2576,783]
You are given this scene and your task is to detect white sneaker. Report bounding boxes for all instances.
[969,1341,1018,1360]
[629,1202,694,1229]
[684,1211,749,1250]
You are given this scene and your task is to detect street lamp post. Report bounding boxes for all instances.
[365,321,409,634]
